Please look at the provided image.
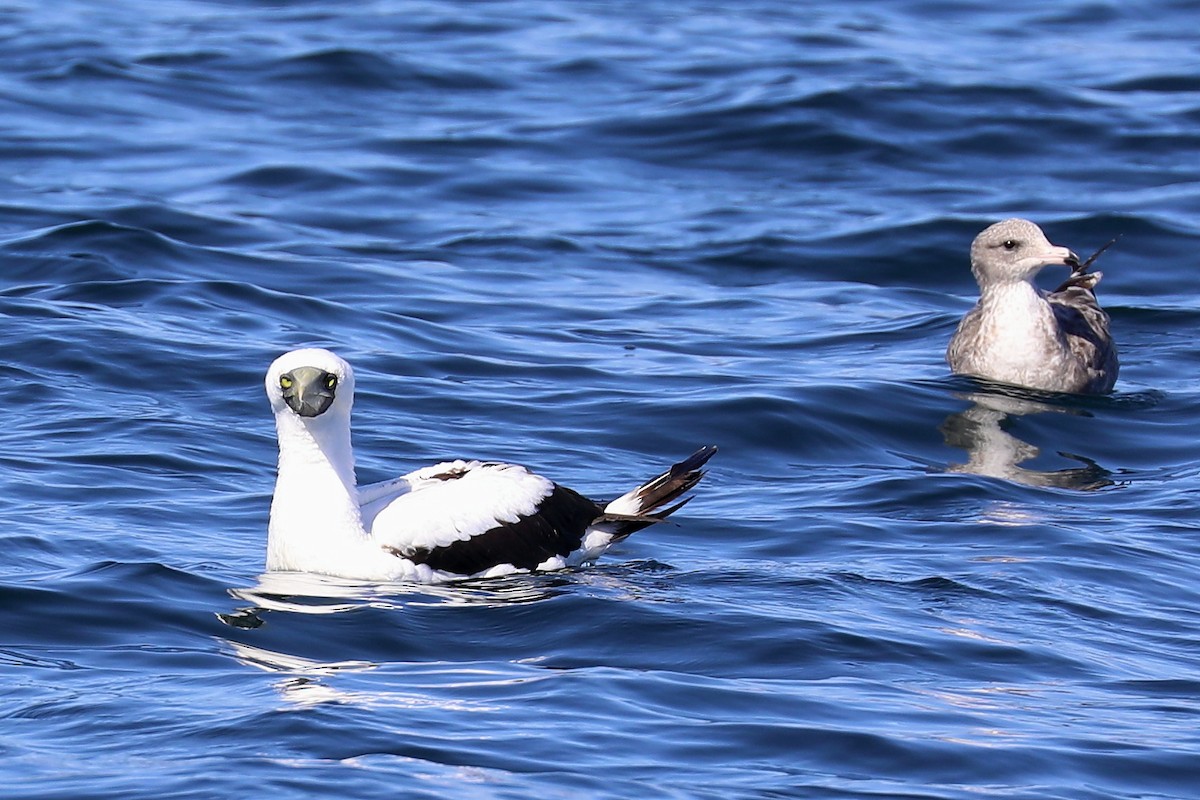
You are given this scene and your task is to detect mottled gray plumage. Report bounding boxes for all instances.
[947,218,1118,394]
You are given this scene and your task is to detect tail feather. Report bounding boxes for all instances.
[600,446,716,540]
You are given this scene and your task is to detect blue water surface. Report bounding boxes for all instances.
[3,1,1200,798]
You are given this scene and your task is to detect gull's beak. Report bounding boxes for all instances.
[1061,248,1081,270]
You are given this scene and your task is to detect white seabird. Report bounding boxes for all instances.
[264,348,716,583]
[946,218,1118,394]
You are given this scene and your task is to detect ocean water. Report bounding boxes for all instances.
[3,1,1200,797]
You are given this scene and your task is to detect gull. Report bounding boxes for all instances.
[947,218,1118,394]
[264,348,716,583]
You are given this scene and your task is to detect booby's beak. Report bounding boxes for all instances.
[280,366,338,418]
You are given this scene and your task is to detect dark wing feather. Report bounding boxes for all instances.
[1048,272,1118,393]
[396,485,604,575]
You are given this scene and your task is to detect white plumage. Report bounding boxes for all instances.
[264,348,715,583]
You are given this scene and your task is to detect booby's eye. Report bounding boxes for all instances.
[325,375,338,390]
[279,375,293,390]
[1002,240,1019,251]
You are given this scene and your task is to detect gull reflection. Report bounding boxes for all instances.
[941,390,1113,490]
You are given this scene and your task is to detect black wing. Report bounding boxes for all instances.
[394,485,604,575]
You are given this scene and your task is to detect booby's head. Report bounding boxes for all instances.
[970,218,1079,287]
[266,348,355,421]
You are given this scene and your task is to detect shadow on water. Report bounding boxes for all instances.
[937,378,1161,491]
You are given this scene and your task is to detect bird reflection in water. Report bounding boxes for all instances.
[216,571,570,707]
[941,388,1114,491]
[224,639,517,711]
[220,569,571,627]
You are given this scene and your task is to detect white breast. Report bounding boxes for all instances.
[962,283,1078,389]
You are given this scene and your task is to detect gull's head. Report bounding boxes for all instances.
[266,348,355,421]
[970,218,1080,287]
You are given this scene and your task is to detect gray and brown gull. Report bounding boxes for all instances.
[947,218,1118,394]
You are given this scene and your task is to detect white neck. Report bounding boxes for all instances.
[979,277,1049,320]
[266,407,371,573]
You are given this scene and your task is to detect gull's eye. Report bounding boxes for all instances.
[1002,239,1019,251]
[325,375,338,390]
[279,375,293,390]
